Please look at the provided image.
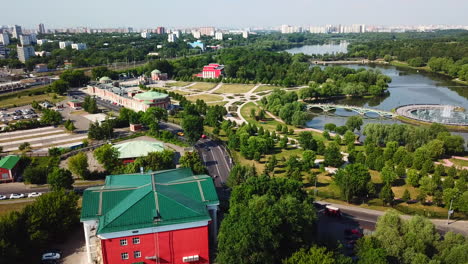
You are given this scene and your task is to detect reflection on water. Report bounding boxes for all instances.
[285,41,349,55]
[287,45,468,139]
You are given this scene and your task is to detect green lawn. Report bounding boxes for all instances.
[0,200,35,216]
[450,158,468,167]
[164,81,192,87]
[214,84,255,94]
[254,85,286,93]
[188,82,218,91]
[186,94,224,102]
[207,101,228,106]
[0,92,65,109]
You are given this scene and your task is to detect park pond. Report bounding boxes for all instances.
[285,45,468,139]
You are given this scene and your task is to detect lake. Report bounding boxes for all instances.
[285,45,468,139]
[286,41,349,55]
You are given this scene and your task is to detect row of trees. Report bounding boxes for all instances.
[0,190,80,262]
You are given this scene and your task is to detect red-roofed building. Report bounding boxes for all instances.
[196,64,224,79]
[0,155,20,183]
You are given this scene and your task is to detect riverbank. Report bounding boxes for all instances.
[390,61,468,86]
[394,115,468,132]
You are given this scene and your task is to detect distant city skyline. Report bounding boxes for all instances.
[2,0,468,29]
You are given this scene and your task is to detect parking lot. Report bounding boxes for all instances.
[0,106,40,123]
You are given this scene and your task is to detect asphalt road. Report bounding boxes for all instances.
[316,201,468,237]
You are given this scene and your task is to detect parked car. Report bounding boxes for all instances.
[0,195,7,200]
[28,192,42,198]
[42,252,61,261]
[9,193,25,199]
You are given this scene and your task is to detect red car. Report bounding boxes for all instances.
[201,134,207,139]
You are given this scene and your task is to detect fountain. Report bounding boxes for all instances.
[395,104,468,126]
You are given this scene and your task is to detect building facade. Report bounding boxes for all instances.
[19,34,31,46]
[59,41,72,49]
[72,43,87,50]
[17,45,35,63]
[38,23,46,34]
[214,32,223,40]
[168,33,177,43]
[87,83,170,112]
[156,27,166,34]
[199,27,215,36]
[0,32,10,45]
[80,168,219,264]
[196,64,224,79]
[12,25,22,39]
[151,69,168,81]
[0,155,20,183]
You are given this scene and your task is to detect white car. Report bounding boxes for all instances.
[0,195,7,200]
[9,193,24,199]
[28,192,42,198]
[42,252,61,261]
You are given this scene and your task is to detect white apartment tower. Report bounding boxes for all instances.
[214,32,223,40]
[0,32,9,45]
[168,33,177,43]
[71,43,87,50]
[59,41,72,49]
[12,25,22,39]
[17,45,35,63]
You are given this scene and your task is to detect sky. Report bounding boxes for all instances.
[3,0,468,29]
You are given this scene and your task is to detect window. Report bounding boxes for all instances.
[121,252,129,260]
[134,251,141,258]
[120,239,128,246]
[132,237,140,244]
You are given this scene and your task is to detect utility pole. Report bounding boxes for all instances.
[447,199,453,225]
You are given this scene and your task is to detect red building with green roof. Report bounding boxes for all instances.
[0,155,20,183]
[80,168,219,264]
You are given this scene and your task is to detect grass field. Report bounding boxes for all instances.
[188,82,218,91]
[450,158,468,167]
[254,85,286,93]
[165,81,192,87]
[0,87,65,108]
[171,90,194,96]
[207,101,228,106]
[0,200,35,216]
[214,84,255,94]
[186,94,224,102]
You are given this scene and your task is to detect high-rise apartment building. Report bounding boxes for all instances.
[0,44,6,58]
[167,33,177,43]
[12,25,22,39]
[192,30,201,39]
[0,32,9,45]
[141,31,151,39]
[214,32,223,40]
[199,27,215,36]
[38,23,46,34]
[19,35,31,46]
[71,43,87,50]
[242,31,249,39]
[59,41,72,49]
[156,27,166,34]
[17,45,35,63]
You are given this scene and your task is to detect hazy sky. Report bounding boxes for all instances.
[3,0,468,29]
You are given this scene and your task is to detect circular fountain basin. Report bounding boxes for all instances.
[395,104,468,126]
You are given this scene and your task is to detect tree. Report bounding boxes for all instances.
[298,131,317,150]
[402,189,411,201]
[291,111,308,127]
[346,116,363,132]
[380,184,395,206]
[179,152,205,174]
[18,142,31,152]
[419,176,437,195]
[59,69,90,87]
[23,166,48,184]
[40,109,62,125]
[50,79,69,95]
[142,107,168,126]
[68,152,89,179]
[302,150,316,170]
[93,144,120,173]
[82,95,98,114]
[356,236,389,264]
[343,130,356,146]
[47,168,74,191]
[227,164,257,188]
[182,114,204,144]
[334,163,371,202]
[63,119,76,132]
[381,165,398,186]
[324,142,343,167]
[217,195,316,264]
[324,123,336,131]
[283,246,337,264]
[406,169,420,187]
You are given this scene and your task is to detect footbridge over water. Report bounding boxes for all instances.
[306,103,397,118]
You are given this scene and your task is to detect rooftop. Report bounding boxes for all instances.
[133,90,169,101]
[0,155,20,170]
[114,140,165,159]
[80,168,219,234]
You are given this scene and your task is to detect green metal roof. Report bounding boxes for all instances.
[99,76,111,82]
[113,140,165,159]
[80,168,219,234]
[134,91,168,101]
[151,69,162,74]
[0,155,20,170]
